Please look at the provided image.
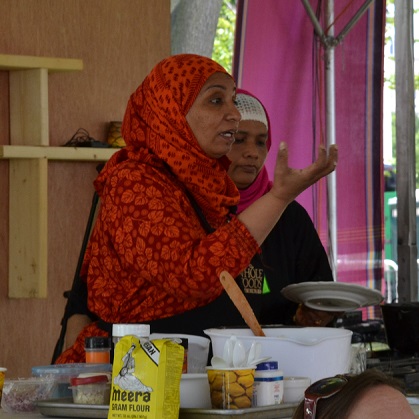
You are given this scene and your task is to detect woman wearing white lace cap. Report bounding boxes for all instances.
[227,88,337,327]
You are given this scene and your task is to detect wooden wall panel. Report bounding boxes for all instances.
[0,0,170,377]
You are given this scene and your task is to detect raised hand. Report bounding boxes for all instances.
[270,142,338,205]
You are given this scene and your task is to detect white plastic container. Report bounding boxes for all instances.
[112,324,150,364]
[204,327,352,383]
[112,324,150,345]
[180,373,211,408]
[253,361,283,406]
[283,376,311,403]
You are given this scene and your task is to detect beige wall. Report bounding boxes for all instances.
[0,0,170,377]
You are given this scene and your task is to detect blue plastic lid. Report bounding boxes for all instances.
[256,361,278,371]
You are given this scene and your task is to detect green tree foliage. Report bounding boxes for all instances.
[213,0,236,73]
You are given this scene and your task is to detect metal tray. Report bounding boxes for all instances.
[179,404,297,418]
[37,398,108,418]
[37,398,298,419]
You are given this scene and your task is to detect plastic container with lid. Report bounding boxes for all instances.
[32,363,112,398]
[85,337,111,364]
[112,324,150,345]
[70,374,111,405]
[252,361,284,406]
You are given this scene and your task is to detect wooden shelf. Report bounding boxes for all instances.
[0,145,118,161]
[2,54,86,298]
[0,54,83,72]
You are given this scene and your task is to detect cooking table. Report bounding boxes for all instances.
[0,411,296,419]
[0,408,296,419]
[0,404,298,419]
[1,402,419,419]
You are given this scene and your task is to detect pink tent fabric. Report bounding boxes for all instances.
[233,0,386,318]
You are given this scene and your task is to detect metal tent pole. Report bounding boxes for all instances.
[301,0,337,279]
[301,0,376,282]
[324,0,338,281]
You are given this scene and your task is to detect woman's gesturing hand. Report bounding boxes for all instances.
[270,142,338,205]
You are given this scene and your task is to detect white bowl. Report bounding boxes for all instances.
[180,373,211,408]
[150,333,210,373]
[283,376,311,403]
[204,327,352,383]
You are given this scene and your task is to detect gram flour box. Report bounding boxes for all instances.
[108,336,184,419]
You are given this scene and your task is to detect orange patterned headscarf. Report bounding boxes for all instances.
[95,54,240,223]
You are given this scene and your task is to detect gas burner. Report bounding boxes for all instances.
[367,355,419,392]
[368,356,419,370]
[404,372,419,392]
[392,366,417,376]
[336,316,387,344]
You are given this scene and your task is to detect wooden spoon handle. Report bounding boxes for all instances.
[219,270,265,337]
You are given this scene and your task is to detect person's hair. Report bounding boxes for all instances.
[292,369,406,419]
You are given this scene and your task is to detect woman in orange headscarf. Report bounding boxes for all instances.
[56,54,337,363]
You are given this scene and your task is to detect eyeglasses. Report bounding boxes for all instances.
[303,375,350,419]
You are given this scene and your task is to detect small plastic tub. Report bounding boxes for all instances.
[70,374,110,405]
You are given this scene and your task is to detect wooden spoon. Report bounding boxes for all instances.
[219,270,265,337]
